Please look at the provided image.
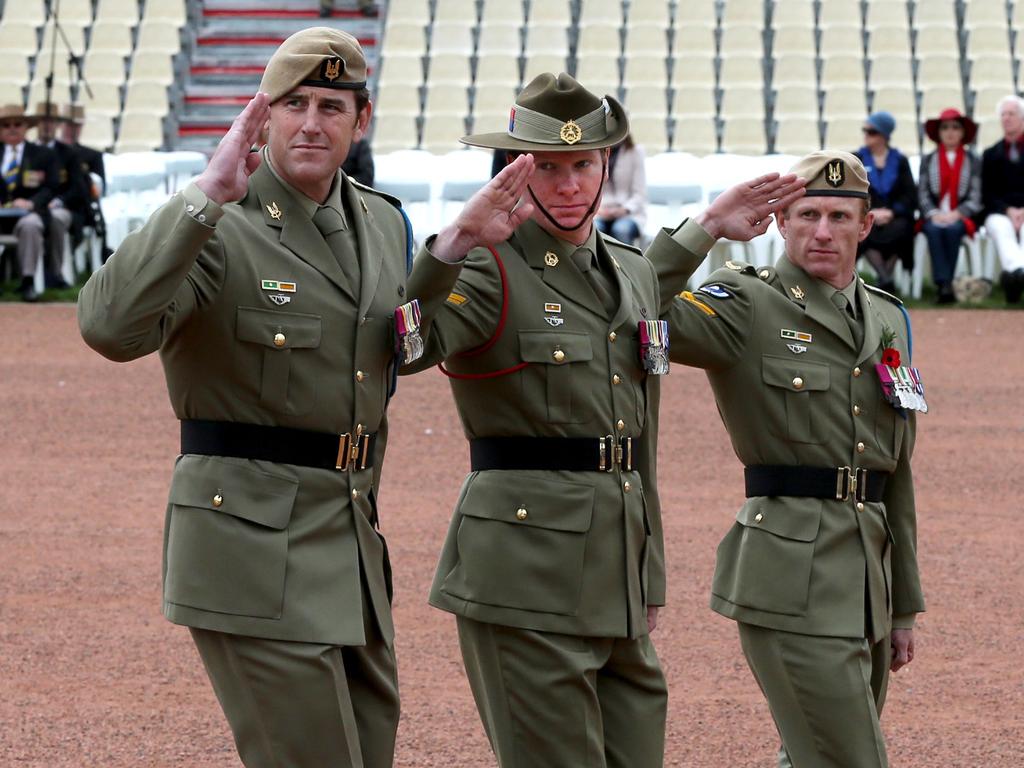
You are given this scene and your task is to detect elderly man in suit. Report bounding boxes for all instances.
[1,104,59,301]
[403,72,804,767]
[78,26,536,768]
[648,150,926,768]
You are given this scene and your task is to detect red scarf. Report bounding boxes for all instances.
[938,146,976,236]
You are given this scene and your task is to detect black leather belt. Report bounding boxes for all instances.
[744,465,889,503]
[181,419,376,471]
[470,435,640,472]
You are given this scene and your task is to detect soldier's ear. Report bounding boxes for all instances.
[776,208,789,238]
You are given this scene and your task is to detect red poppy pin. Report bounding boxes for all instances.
[880,325,900,368]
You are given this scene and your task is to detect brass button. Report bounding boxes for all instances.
[853,405,861,416]
[616,419,625,431]
[608,331,617,342]
[856,502,865,512]
[792,376,804,390]
[516,507,528,521]
[612,374,621,385]
[351,488,360,500]
[857,441,866,453]
[355,370,365,382]
[212,493,223,508]
[623,481,632,492]
[273,332,286,347]
[853,366,862,377]
[552,349,566,363]
[754,512,763,523]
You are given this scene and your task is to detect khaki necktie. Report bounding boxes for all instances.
[571,247,618,314]
[312,204,360,294]
[832,291,864,349]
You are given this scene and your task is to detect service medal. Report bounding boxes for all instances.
[638,319,670,375]
[394,299,424,365]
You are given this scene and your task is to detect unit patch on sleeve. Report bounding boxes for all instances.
[446,291,470,307]
[699,284,732,299]
[679,291,717,317]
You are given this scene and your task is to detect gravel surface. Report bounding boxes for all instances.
[1,305,1021,766]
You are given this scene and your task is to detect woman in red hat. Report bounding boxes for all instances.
[918,107,982,303]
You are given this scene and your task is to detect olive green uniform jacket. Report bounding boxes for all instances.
[647,229,925,642]
[405,220,664,640]
[78,158,456,647]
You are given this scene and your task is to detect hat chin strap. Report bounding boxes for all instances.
[526,156,607,233]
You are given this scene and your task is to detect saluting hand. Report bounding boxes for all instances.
[194,93,271,206]
[696,172,806,242]
[431,153,536,263]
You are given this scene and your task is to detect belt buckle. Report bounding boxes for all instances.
[356,432,371,470]
[599,435,616,472]
[619,437,633,471]
[854,468,869,502]
[835,466,855,501]
[336,433,353,471]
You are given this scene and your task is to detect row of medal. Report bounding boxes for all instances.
[875,364,928,413]
[395,299,424,365]
[639,319,670,375]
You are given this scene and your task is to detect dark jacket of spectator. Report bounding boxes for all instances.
[1,141,59,213]
[342,138,374,187]
[855,145,918,268]
[980,138,1024,218]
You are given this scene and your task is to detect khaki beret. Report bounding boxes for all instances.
[259,26,367,103]
[788,150,869,199]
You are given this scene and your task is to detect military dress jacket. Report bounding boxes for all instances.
[78,157,450,646]
[0,141,58,212]
[404,220,664,640]
[647,231,925,642]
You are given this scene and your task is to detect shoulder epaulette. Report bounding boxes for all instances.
[864,282,904,305]
[724,259,757,276]
[600,234,643,257]
[349,178,403,209]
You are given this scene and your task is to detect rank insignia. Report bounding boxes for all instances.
[639,320,670,375]
[261,279,297,293]
[268,294,291,306]
[790,285,806,300]
[699,284,731,299]
[395,300,424,365]
[725,260,744,271]
[780,328,812,343]
[446,291,469,306]
[266,201,282,220]
[544,251,559,267]
[559,119,582,145]
[680,291,716,317]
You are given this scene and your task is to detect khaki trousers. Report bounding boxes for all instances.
[190,589,399,768]
[15,208,70,277]
[456,617,667,768]
[738,623,891,768]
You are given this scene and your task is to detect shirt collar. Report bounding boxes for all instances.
[517,217,597,263]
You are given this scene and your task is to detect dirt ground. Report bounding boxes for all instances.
[1,304,1021,767]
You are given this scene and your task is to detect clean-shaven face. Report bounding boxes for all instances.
[778,196,873,289]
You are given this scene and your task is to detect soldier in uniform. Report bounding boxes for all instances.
[77,27,533,768]
[647,150,926,767]
[402,73,804,767]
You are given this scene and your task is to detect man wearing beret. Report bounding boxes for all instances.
[78,27,532,768]
[403,72,803,766]
[648,150,926,767]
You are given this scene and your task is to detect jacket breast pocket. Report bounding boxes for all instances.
[761,355,830,444]
[518,331,594,423]
[712,497,822,617]
[164,455,298,619]
[442,471,595,616]
[236,306,322,416]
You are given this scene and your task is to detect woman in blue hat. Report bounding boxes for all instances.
[855,110,918,294]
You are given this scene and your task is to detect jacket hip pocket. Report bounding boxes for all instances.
[164,455,298,619]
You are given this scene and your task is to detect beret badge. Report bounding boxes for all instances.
[559,119,582,145]
[825,159,845,188]
[322,57,343,82]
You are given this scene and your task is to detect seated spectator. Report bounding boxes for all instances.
[595,132,647,245]
[342,137,374,186]
[33,101,88,288]
[980,94,1024,304]
[918,108,982,304]
[0,104,60,302]
[58,103,111,262]
[855,111,917,294]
